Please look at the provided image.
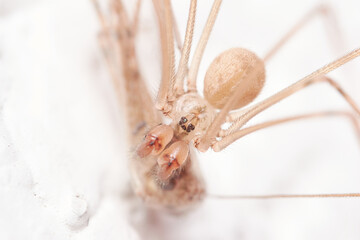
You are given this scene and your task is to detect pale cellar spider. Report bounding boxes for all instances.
[93,0,360,213]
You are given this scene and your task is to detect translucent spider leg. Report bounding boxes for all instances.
[187,0,223,92]
[264,4,345,62]
[220,76,360,138]
[226,4,346,129]
[210,110,360,199]
[152,0,176,113]
[213,111,360,151]
[208,193,360,200]
[92,0,122,95]
[94,0,160,143]
[92,0,129,113]
[173,0,197,96]
[196,48,360,152]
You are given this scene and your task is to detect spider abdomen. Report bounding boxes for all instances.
[204,48,265,109]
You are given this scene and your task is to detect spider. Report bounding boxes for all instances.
[92,0,360,211]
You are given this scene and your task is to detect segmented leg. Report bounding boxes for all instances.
[152,0,176,113]
[94,0,160,143]
[219,3,346,138]
[196,48,360,152]
[173,0,197,96]
[264,4,345,62]
[209,193,360,199]
[213,111,360,151]
[187,0,222,92]
[92,0,123,103]
[220,4,344,139]
[221,76,360,137]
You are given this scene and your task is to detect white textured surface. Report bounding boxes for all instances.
[1,0,360,239]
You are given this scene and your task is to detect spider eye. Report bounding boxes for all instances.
[187,123,195,132]
[136,124,174,158]
[178,116,188,125]
[179,117,196,133]
[157,141,189,181]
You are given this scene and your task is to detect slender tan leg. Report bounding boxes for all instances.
[264,4,344,63]
[173,0,197,96]
[225,106,253,122]
[196,48,360,152]
[153,0,183,52]
[152,0,176,113]
[213,111,360,151]
[187,0,222,92]
[93,0,161,142]
[92,0,108,33]
[221,76,360,137]
[208,193,360,200]
[92,0,125,108]
[211,110,360,199]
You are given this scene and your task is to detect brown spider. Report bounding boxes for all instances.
[93,0,360,211]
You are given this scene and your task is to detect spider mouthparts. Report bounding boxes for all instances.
[157,141,189,181]
[136,124,174,158]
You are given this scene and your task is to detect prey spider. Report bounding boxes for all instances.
[93,0,360,211]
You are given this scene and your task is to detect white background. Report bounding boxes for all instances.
[1,0,360,239]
